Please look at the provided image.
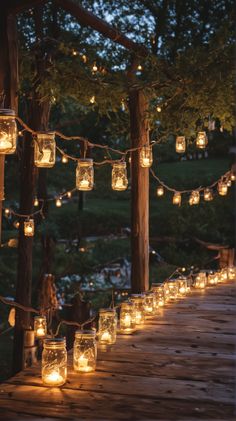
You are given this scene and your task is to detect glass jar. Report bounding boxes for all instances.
[177,277,188,295]
[24,219,34,237]
[143,292,155,315]
[111,162,128,191]
[0,109,17,154]
[119,302,136,334]
[73,330,97,372]
[42,338,67,386]
[204,188,213,201]
[152,284,165,307]
[207,273,218,286]
[34,132,56,168]
[173,192,181,206]
[196,131,208,149]
[34,315,47,338]
[76,158,94,191]
[218,180,228,196]
[228,266,236,281]
[98,308,117,345]
[175,136,186,153]
[164,280,179,299]
[130,294,145,325]
[219,267,228,282]
[194,272,206,289]
[139,145,153,168]
[189,190,200,205]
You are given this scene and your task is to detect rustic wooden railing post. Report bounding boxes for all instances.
[129,85,149,293]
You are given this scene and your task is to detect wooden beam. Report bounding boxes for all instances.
[54,0,148,56]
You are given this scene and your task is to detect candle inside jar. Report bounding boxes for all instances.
[36,327,45,337]
[115,177,123,188]
[80,179,90,188]
[123,314,131,327]
[44,371,64,385]
[78,355,90,371]
[41,149,51,163]
[135,311,142,323]
[100,331,111,342]
[26,226,33,234]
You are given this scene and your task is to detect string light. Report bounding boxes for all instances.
[34,197,39,207]
[156,106,161,113]
[55,197,62,207]
[62,155,68,164]
[230,172,236,181]
[137,64,143,71]
[4,208,10,216]
[81,54,87,63]
[173,192,181,205]
[90,96,95,104]
[92,62,98,72]
[67,191,72,198]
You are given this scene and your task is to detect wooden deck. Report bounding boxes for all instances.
[0,281,235,420]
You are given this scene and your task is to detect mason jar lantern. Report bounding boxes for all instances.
[157,186,164,197]
[140,145,153,168]
[177,278,188,295]
[189,190,200,205]
[194,272,206,289]
[76,158,94,191]
[164,280,179,299]
[112,162,128,191]
[130,294,145,325]
[34,315,47,338]
[151,283,165,307]
[175,136,186,153]
[196,131,208,149]
[204,188,213,201]
[24,219,34,237]
[143,292,156,315]
[73,330,97,372]
[119,302,136,334]
[0,109,17,154]
[34,132,56,168]
[218,180,228,196]
[42,338,67,386]
[173,192,181,205]
[98,308,117,345]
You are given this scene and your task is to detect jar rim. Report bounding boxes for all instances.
[75,329,96,337]
[36,131,55,136]
[34,315,46,320]
[112,161,126,168]
[99,308,116,313]
[44,337,65,345]
[0,108,16,116]
[78,158,93,164]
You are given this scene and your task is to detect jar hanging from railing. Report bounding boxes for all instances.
[164,280,179,299]
[196,131,208,149]
[173,192,181,206]
[34,132,55,168]
[189,190,200,205]
[175,136,186,153]
[194,272,207,289]
[119,302,136,334]
[207,273,218,285]
[177,277,188,295]
[73,330,97,372]
[34,315,47,338]
[140,145,153,168]
[204,188,213,201]
[111,162,128,191]
[76,158,94,191]
[0,109,17,154]
[98,308,117,345]
[42,338,67,386]
[143,292,156,315]
[24,219,34,237]
[218,180,228,196]
[130,294,145,325]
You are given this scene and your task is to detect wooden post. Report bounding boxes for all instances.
[129,89,149,292]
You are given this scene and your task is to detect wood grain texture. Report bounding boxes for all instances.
[0,281,235,420]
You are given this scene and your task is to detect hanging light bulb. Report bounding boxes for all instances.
[204,188,213,201]
[218,180,228,196]
[34,197,39,207]
[67,191,72,198]
[156,106,161,113]
[175,136,186,153]
[34,132,56,168]
[0,109,17,154]
[4,208,10,216]
[112,162,128,191]
[140,145,153,168]
[227,179,232,187]
[230,172,236,181]
[189,190,200,205]
[196,131,208,149]
[137,64,143,71]
[62,155,68,164]
[157,186,164,197]
[13,220,20,229]
[173,192,181,205]
[90,96,95,104]
[92,62,98,72]
[55,197,62,207]
[76,159,94,191]
[81,54,87,63]
[72,49,78,56]
[24,219,34,236]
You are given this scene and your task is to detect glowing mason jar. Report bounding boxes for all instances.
[73,330,97,372]
[204,188,213,201]
[219,267,228,282]
[173,192,181,206]
[164,280,179,299]
[189,190,200,205]
[152,284,165,307]
[76,158,94,191]
[130,294,145,325]
[178,277,188,295]
[228,266,236,281]
[140,145,153,168]
[207,273,218,285]
[119,302,136,334]
[111,162,128,191]
[175,136,186,153]
[24,219,34,237]
[157,186,164,196]
[196,131,208,149]
[218,180,228,196]
[98,308,117,345]
[34,315,47,338]
[143,292,156,315]
[42,338,67,387]
[0,109,17,154]
[194,272,206,289]
[34,132,56,168]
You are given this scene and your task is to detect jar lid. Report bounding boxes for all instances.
[44,337,65,346]
[34,315,46,320]
[75,329,96,337]
[0,108,15,116]
[113,161,126,168]
[99,308,116,314]
[78,158,93,164]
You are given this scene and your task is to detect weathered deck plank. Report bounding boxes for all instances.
[0,281,235,420]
